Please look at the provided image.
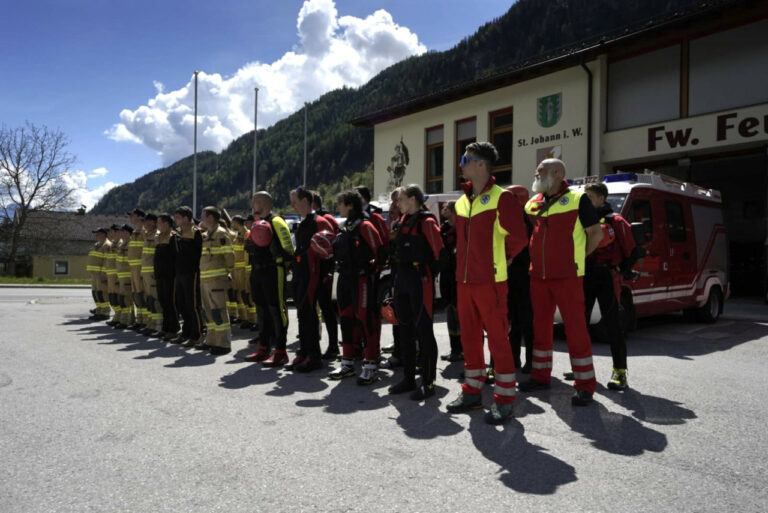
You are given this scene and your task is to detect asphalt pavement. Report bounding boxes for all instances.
[1,287,766,512]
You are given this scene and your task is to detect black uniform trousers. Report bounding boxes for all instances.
[251,264,288,351]
[316,268,338,351]
[292,268,321,359]
[157,276,179,334]
[175,272,201,341]
[393,264,437,386]
[583,263,627,369]
[507,263,534,367]
[439,267,461,355]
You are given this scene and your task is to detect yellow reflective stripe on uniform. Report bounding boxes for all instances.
[200,269,228,279]
[208,246,233,254]
[142,248,156,254]
[128,241,143,247]
[234,262,246,268]
[571,357,593,366]
[233,244,244,251]
[532,361,553,369]
[86,266,101,271]
[573,370,595,380]
[494,385,517,396]
[533,349,553,358]
[140,267,154,273]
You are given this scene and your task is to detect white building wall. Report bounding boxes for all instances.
[373,61,600,198]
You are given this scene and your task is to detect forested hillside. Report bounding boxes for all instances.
[91,0,722,214]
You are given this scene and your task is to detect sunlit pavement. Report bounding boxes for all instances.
[1,287,766,512]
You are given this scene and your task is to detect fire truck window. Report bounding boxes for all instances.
[665,200,687,242]
[629,199,653,238]
[606,194,627,213]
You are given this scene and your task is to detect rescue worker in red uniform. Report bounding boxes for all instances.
[289,187,333,372]
[519,158,603,406]
[244,191,295,366]
[439,201,462,362]
[311,190,340,359]
[380,187,404,369]
[388,185,444,400]
[446,142,528,424]
[328,190,383,385]
[581,182,636,390]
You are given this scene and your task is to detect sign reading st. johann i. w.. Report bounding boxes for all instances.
[518,92,585,147]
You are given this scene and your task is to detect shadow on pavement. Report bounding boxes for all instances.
[468,415,577,494]
[388,384,465,439]
[294,375,387,413]
[521,379,668,456]
[164,352,216,367]
[219,364,287,389]
[598,385,697,425]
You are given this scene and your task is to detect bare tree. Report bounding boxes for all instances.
[0,122,77,275]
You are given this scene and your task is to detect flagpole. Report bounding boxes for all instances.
[193,70,198,216]
[252,87,259,195]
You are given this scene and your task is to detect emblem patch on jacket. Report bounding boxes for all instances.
[480,194,490,205]
[559,196,569,206]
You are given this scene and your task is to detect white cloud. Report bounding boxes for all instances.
[87,167,108,178]
[106,0,426,165]
[63,169,118,210]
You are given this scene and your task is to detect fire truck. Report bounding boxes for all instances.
[572,171,730,326]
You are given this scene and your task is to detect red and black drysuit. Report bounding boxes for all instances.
[439,219,461,356]
[584,203,636,370]
[314,207,339,353]
[293,212,334,361]
[333,216,382,361]
[525,180,600,394]
[391,211,444,388]
[455,177,528,405]
[245,214,291,352]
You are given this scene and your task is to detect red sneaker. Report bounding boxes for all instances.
[244,343,270,362]
[262,349,289,368]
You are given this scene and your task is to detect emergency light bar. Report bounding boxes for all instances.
[604,173,639,183]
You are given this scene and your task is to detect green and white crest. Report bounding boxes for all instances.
[537,93,562,128]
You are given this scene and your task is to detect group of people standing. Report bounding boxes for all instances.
[87,140,637,425]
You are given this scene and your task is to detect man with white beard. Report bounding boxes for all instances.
[519,159,603,406]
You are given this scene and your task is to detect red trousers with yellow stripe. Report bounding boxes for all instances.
[530,276,596,394]
[457,281,516,405]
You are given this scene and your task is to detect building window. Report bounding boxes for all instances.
[425,126,444,194]
[490,108,513,185]
[455,117,476,188]
[54,260,69,276]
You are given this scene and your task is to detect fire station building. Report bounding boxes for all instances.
[352,1,768,297]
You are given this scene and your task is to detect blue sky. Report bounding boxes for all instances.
[0,0,513,208]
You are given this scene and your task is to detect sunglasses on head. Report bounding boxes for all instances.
[460,154,487,166]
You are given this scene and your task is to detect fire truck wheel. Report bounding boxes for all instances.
[697,287,722,324]
[620,288,637,332]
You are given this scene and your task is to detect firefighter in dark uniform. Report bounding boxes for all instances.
[289,186,334,372]
[154,213,179,340]
[581,182,637,390]
[171,206,203,346]
[244,191,295,366]
[328,190,383,385]
[389,184,444,400]
[505,185,534,373]
[311,190,340,359]
[439,201,462,362]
